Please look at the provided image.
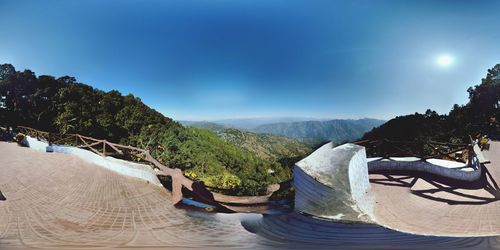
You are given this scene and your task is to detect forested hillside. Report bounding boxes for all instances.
[0,64,291,195]
[180,121,227,131]
[253,118,385,143]
[363,64,500,143]
[181,121,311,161]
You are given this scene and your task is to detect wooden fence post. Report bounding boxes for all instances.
[171,177,183,204]
[467,145,473,167]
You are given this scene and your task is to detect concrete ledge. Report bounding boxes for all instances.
[25,136,50,152]
[367,158,482,182]
[25,136,161,186]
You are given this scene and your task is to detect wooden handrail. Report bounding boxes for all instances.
[51,134,77,145]
[357,138,474,164]
[105,142,124,155]
[428,140,468,147]
[76,140,101,148]
[77,135,105,156]
[358,136,493,171]
[421,146,468,160]
[469,135,490,165]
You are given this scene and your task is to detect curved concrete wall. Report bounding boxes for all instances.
[25,136,161,186]
[292,142,484,223]
[294,143,374,222]
[348,146,374,220]
[367,158,482,182]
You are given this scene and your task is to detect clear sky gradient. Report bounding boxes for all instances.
[1,0,499,120]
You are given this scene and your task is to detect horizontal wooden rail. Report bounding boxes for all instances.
[357,137,487,169]
[355,139,472,163]
[469,135,490,165]
[473,144,490,164]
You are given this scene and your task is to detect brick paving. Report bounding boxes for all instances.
[0,142,259,249]
[370,141,500,236]
[1,140,499,249]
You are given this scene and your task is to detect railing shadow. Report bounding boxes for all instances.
[369,165,500,205]
[370,174,418,187]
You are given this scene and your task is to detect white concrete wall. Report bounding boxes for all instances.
[294,143,374,222]
[25,136,50,152]
[347,146,374,220]
[367,158,482,182]
[25,136,161,186]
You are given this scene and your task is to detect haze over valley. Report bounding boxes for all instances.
[181,118,385,144]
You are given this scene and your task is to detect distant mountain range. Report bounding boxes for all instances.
[209,117,322,131]
[253,119,386,143]
[181,118,386,144]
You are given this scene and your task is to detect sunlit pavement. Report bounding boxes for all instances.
[1,141,499,249]
[370,141,500,236]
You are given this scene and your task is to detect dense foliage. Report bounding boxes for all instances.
[181,121,311,161]
[363,64,500,144]
[0,64,291,195]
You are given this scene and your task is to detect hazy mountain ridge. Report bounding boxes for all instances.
[211,117,322,130]
[253,118,386,143]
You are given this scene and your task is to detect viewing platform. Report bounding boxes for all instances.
[0,128,499,249]
[370,141,499,236]
[292,139,498,236]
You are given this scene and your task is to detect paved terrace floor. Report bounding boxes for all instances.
[371,141,500,236]
[0,142,261,249]
[1,141,500,249]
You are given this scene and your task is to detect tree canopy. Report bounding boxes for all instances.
[363,64,500,144]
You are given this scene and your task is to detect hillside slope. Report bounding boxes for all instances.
[181,121,311,160]
[216,128,311,160]
[180,121,227,131]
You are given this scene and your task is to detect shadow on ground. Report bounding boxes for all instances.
[370,164,500,205]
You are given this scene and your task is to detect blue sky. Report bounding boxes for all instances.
[1,0,499,120]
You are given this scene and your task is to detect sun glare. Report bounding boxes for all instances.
[436,54,453,67]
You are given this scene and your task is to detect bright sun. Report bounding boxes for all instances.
[436,54,453,67]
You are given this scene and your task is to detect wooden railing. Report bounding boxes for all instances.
[16,126,280,212]
[355,137,491,168]
[355,139,470,162]
[355,137,492,183]
[468,135,490,165]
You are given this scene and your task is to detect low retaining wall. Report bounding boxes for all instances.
[367,157,482,182]
[25,136,161,186]
[25,136,50,152]
[292,142,486,223]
